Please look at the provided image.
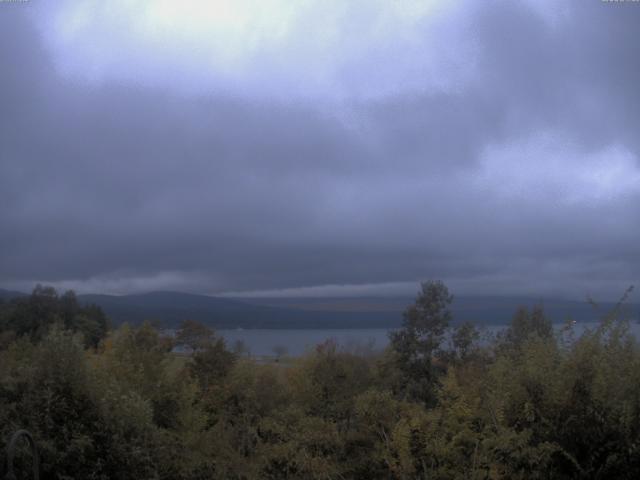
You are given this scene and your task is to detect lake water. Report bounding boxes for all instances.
[217,322,640,357]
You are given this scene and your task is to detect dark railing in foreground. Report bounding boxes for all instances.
[4,430,39,480]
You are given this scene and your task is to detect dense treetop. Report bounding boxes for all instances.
[1,283,639,479]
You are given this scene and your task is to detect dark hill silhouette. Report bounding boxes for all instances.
[2,289,637,328]
[0,288,27,301]
[240,295,638,327]
[77,291,397,328]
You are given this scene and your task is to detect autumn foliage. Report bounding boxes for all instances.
[1,283,639,479]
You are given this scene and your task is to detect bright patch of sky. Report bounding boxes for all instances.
[475,135,640,206]
[39,0,471,100]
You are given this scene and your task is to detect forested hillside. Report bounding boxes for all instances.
[1,282,639,479]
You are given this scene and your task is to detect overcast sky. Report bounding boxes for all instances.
[1,0,639,300]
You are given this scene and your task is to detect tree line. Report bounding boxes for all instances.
[1,281,639,479]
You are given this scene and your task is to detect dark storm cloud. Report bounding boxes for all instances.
[0,1,639,298]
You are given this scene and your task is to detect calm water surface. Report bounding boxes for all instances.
[217,322,640,357]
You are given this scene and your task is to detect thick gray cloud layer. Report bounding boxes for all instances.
[1,1,639,299]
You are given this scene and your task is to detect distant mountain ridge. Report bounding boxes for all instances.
[0,288,27,301]
[239,295,639,327]
[78,291,401,328]
[1,288,637,329]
